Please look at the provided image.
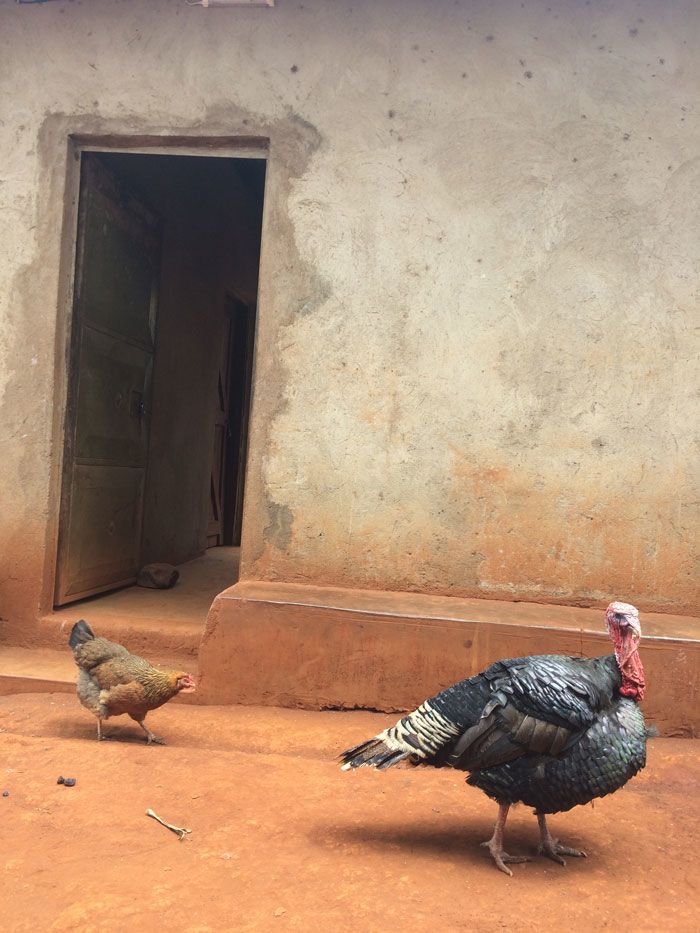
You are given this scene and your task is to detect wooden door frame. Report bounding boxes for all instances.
[42,135,269,614]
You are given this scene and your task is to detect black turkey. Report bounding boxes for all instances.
[340,601,649,875]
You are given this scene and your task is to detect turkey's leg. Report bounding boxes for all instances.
[481,802,531,876]
[133,717,166,745]
[537,813,587,865]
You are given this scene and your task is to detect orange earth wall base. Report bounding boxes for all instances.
[197,582,700,738]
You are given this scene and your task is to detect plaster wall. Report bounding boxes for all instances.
[0,0,698,645]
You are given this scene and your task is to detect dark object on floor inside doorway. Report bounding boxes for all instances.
[137,563,179,589]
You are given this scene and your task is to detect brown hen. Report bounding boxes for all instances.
[69,619,195,744]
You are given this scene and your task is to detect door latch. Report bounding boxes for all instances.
[129,390,146,419]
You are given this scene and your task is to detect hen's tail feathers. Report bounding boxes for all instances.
[69,619,95,649]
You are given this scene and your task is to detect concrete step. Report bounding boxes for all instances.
[198,581,700,737]
[0,646,199,705]
[37,611,204,661]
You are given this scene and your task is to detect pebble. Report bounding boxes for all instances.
[57,776,65,785]
[2,790,9,798]
[63,778,77,787]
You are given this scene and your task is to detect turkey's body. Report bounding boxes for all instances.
[402,654,648,814]
[340,607,649,876]
[468,696,647,813]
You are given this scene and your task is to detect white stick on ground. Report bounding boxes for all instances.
[146,808,192,840]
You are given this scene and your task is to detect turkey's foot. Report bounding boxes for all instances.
[482,801,531,877]
[480,839,531,877]
[536,814,586,866]
[538,839,587,865]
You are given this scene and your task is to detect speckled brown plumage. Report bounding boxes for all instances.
[69,619,195,744]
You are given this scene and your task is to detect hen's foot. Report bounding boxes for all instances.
[96,722,111,741]
[538,839,587,865]
[134,719,166,745]
[480,839,531,877]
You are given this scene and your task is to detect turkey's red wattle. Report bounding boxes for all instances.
[619,649,645,700]
[612,627,646,701]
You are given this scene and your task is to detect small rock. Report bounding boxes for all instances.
[57,776,65,785]
[63,778,76,787]
[137,563,179,589]
[2,790,9,798]
[274,908,286,917]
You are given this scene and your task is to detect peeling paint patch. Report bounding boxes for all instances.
[264,501,294,550]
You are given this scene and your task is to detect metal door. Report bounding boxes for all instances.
[55,155,160,605]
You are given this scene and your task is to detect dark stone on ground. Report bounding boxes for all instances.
[137,563,179,589]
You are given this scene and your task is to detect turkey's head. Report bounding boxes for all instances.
[605,601,645,701]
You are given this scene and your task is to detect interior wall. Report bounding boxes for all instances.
[0,0,698,646]
[94,154,264,568]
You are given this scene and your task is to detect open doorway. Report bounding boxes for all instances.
[54,149,266,609]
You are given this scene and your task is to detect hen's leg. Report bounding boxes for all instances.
[536,813,587,865]
[481,802,531,876]
[96,719,110,741]
[133,716,165,745]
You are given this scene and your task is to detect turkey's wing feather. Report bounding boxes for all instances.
[341,654,619,773]
[439,656,616,771]
[478,656,608,731]
[444,690,574,771]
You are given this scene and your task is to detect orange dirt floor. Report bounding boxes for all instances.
[1,694,698,933]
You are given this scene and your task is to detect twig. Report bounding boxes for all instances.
[146,808,192,841]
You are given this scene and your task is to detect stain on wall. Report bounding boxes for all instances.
[0,0,698,645]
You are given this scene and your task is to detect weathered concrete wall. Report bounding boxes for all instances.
[0,0,698,645]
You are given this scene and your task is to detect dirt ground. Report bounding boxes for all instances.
[1,694,698,932]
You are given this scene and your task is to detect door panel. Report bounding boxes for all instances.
[74,326,153,465]
[79,168,157,347]
[55,155,160,606]
[59,465,147,601]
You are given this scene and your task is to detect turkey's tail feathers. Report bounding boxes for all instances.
[339,699,461,771]
[339,737,413,771]
[69,619,95,649]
